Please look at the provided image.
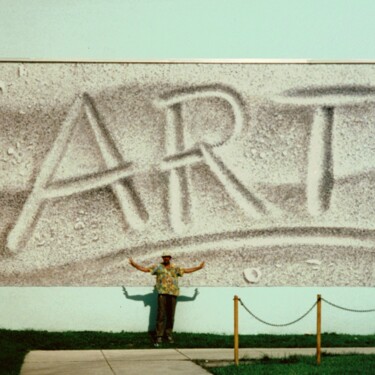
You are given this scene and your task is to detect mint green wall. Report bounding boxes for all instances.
[1,0,375,60]
[1,287,374,334]
[0,0,374,334]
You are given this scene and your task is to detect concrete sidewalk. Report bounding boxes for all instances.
[20,347,375,375]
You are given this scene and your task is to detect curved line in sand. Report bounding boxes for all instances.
[3,226,374,281]
[114,226,375,262]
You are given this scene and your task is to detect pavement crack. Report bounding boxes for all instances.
[100,350,116,375]
[175,348,192,360]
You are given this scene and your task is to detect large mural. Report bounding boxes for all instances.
[0,63,374,286]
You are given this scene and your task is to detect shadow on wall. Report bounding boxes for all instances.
[122,286,199,332]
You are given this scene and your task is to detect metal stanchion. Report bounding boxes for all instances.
[316,294,322,365]
[234,295,239,366]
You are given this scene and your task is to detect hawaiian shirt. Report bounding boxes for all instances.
[149,263,184,296]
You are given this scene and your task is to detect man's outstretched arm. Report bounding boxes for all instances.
[183,261,205,274]
[129,258,151,273]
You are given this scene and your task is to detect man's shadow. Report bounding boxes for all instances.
[121,286,200,334]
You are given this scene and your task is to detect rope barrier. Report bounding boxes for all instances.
[235,294,374,367]
[322,298,375,313]
[239,298,318,327]
[239,297,375,328]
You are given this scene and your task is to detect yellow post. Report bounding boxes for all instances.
[234,295,239,366]
[316,294,322,365]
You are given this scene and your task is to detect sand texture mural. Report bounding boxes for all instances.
[0,62,374,286]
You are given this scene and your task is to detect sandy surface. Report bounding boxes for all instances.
[0,62,374,286]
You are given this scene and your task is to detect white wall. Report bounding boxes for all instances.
[1,287,374,335]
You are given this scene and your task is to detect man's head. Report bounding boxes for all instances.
[161,251,172,264]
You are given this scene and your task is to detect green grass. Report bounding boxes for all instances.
[0,330,374,375]
[206,354,375,374]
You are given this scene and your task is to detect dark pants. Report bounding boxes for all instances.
[156,294,177,338]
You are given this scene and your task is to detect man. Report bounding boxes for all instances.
[129,253,205,346]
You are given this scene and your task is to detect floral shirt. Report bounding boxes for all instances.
[149,263,184,296]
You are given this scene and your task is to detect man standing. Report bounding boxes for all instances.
[129,253,205,346]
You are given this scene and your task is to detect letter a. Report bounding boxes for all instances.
[7,94,148,253]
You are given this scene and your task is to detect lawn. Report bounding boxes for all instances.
[206,354,375,374]
[0,330,374,375]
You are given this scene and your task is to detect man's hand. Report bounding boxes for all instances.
[199,261,205,269]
